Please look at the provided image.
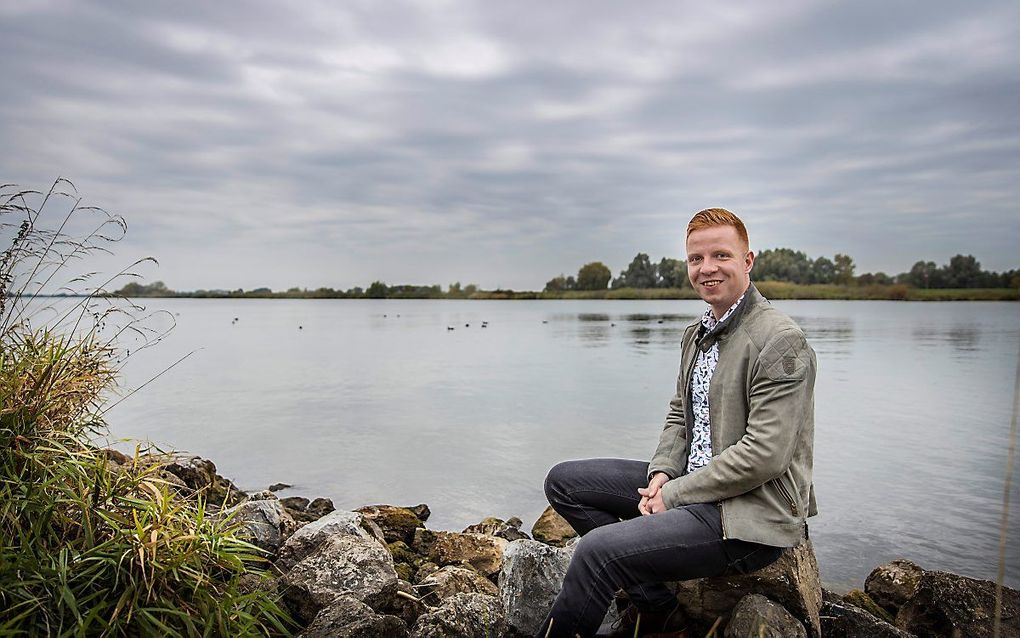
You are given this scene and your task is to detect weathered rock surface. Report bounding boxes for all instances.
[300,594,408,638]
[724,593,807,638]
[530,506,576,547]
[356,504,428,545]
[896,570,1020,638]
[673,540,822,637]
[268,482,291,492]
[280,535,399,624]
[383,579,426,629]
[418,565,498,605]
[283,496,337,523]
[865,559,924,616]
[425,531,507,578]
[410,593,507,638]
[842,588,894,623]
[463,516,530,542]
[277,510,384,572]
[497,539,573,637]
[161,455,245,507]
[220,497,294,554]
[820,599,913,638]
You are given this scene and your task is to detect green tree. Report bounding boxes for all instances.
[833,253,855,285]
[544,275,572,292]
[657,258,687,288]
[812,257,835,284]
[576,262,612,291]
[618,253,657,288]
[366,281,388,298]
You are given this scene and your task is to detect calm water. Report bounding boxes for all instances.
[101,298,1020,590]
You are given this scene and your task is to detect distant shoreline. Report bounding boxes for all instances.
[30,284,1020,302]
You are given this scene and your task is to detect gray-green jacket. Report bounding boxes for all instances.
[648,284,817,547]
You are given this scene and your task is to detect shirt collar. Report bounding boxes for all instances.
[701,291,747,334]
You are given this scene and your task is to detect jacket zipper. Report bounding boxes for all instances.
[772,476,800,517]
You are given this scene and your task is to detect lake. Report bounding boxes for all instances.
[99,297,1020,590]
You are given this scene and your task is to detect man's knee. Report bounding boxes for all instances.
[544,459,581,503]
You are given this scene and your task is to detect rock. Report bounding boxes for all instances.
[281,496,336,523]
[842,588,894,623]
[276,510,384,572]
[308,497,335,520]
[725,593,807,638]
[412,528,437,556]
[410,593,507,638]
[673,540,822,637]
[426,531,507,578]
[820,599,913,638]
[896,570,1020,638]
[268,482,291,492]
[387,541,421,565]
[418,565,499,605]
[281,496,310,512]
[220,498,290,554]
[464,516,530,542]
[161,455,244,507]
[408,503,431,523]
[280,535,398,624]
[301,594,408,638]
[382,579,426,629]
[531,506,577,547]
[356,505,427,545]
[865,559,924,616]
[415,561,440,584]
[237,572,278,597]
[497,539,574,636]
[100,448,131,465]
[246,489,277,502]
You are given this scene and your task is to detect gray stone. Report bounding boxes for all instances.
[220,498,289,554]
[497,539,573,637]
[160,454,244,507]
[410,593,507,638]
[464,516,531,542]
[725,593,807,638]
[383,579,426,629]
[269,482,291,492]
[820,599,913,638]
[530,506,577,547]
[865,559,924,616]
[418,565,498,605]
[896,570,1020,638]
[356,504,427,545]
[300,595,408,638]
[280,534,398,624]
[673,540,822,637]
[276,510,382,572]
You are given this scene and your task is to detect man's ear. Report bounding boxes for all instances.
[744,250,755,274]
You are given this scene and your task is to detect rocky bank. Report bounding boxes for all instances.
[126,452,1019,638]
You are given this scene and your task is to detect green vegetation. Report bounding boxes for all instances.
[1,182,294,636]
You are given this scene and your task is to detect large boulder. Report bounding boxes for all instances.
[724,593,807,638]
[160,454,244,507]
[896,570,1020,638]
[300,595,408,638]
[423,531,507,578]
[219,497,294,555]
[842,589,895,623]
[531,506,577,547]
[279,535,399,624]
[865,559,924,616]
[277,510,384,572]
[673,540,822,637]
[821,598,913,638]
[410,593,507,638]
[356,504,428,545]
[497,539,574,637]
[418,565,498,605]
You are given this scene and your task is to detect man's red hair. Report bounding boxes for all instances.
[686,208,749,251]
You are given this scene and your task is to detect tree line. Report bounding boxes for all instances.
[545,250,1020,292]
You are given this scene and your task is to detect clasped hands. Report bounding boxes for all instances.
[637,471,670,515]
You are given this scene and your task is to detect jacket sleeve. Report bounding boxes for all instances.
[660,327,815,509]
[647,363,689,481]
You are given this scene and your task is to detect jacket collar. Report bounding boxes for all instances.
[695,283,765,351]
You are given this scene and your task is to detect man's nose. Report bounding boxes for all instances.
[702,259,719,273]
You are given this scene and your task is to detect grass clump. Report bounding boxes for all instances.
[0,181,294,636]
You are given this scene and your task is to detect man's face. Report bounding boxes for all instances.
[686,224,754,318]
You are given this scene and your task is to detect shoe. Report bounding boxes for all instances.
[605,601,688,637]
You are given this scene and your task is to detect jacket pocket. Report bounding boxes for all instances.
[770,475,800,517]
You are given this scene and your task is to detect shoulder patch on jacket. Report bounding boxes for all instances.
[760,329,810,381]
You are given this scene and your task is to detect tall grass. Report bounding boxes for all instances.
[0,182,294,636]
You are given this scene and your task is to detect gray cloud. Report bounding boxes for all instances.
[1,0,1018,290]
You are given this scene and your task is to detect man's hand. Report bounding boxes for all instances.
[638,472,670,515]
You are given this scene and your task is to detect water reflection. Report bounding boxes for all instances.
[913,324,980,355]
[793,316,854,358]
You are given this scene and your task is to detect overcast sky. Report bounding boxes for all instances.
[2,0,1018,291]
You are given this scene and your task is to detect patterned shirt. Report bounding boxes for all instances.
[684,293,746,475]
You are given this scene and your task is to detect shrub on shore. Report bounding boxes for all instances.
[0,182,294,636]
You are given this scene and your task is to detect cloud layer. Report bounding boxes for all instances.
[2,0,1018,289]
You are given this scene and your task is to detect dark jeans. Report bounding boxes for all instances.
[537,458,783,638]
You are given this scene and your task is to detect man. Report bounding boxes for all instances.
[538,208,817,637]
